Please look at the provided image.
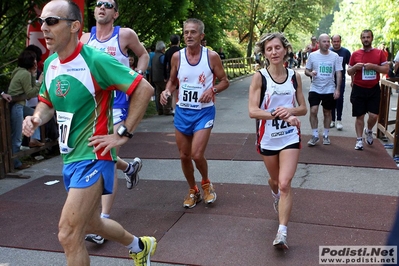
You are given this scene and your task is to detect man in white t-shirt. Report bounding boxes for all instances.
[305,34,342,146]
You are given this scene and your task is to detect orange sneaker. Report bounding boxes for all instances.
[183,188,202,208]
[201,183,217,204]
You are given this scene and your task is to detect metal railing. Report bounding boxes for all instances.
[377,79,399,157]
[222,57,256,80]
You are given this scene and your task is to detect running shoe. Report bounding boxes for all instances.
[307,136,319,146]
[273,197,279,213]
[355,140,363,150]
[330,121,335,128]
[85,234,105,245]
[364,128,373,145]
[322,136,330,145]
[183,189,202,208]
[202,183,217,204]
[126,157,142,189]
[129,236,157,266]
[336,121,343,130]
[273,231,289,249]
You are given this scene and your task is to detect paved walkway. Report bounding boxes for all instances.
[0,69,398,265]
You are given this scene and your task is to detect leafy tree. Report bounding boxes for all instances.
[231,0,335,57]
[330,0,399,52]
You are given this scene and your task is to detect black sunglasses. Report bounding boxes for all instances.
[39,16,76,26]
[96,1,117,10]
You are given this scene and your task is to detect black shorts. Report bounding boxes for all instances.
[259,142,300,156]
[350,83,380,117]
[308,91,335,110]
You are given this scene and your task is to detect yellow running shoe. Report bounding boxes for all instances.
[129,236,157,266]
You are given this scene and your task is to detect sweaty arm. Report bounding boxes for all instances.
[121,28,149,73]
[209,51,229,93]
[124,78,154,133]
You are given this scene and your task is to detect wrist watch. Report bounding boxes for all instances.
[136,70,144,75]
[213,87,218,94]
[117,125,133,138]
[270,108,276,116]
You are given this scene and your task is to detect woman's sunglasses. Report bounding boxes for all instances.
[96,1,117,11]
[38,16,76,26]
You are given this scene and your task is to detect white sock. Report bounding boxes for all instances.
[278,224,287,235]
[312,129,318,137]
[125,236,141,253]
[323,128,329,137]
[100,213,110,219]
[124,163,134,175]
[271,189,280,199]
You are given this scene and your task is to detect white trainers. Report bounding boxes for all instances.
[364,128,373,145]
[355,139,363,150]
[330,121,335,128]
[336,121,343,130]
[322,136,331,145]
[273,231,288,249]
[307,136,319,146]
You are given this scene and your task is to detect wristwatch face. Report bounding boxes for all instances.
[117,125,126,136]
[213,88,217,93]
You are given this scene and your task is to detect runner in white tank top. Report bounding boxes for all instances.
[160,18,229,209]
[248,32,307,250]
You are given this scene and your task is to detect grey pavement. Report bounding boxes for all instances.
[1,69,398,265]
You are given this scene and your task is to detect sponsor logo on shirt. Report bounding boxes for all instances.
[55,80,70,97]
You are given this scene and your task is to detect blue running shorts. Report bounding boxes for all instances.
[174,105,215,135]
[113,108,128,125]
[63,160,115,194]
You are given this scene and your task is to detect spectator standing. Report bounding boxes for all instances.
[329,34,351,130]
[201,39,213,50]
[302,49,308,67]
[288,51,295,69]
[305,34,342,146]
[8,50,44,170]
[164,34,181,114]
[160,18,229,208]
[152,41,172,115]
[218,47,226,60]
[23,1,156,264]
[248,32,307,249]
[297,49,302,68]
[347,29,389,150]
[146,46,154,82]
[80,0,147,245]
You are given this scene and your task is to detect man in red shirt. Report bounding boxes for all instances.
[347,29,389,150]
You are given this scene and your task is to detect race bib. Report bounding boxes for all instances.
[178,83,203,110]
[362,67,376,80]
[266,118,295,139]
[56,111,75,154]
[318,62,333,78]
